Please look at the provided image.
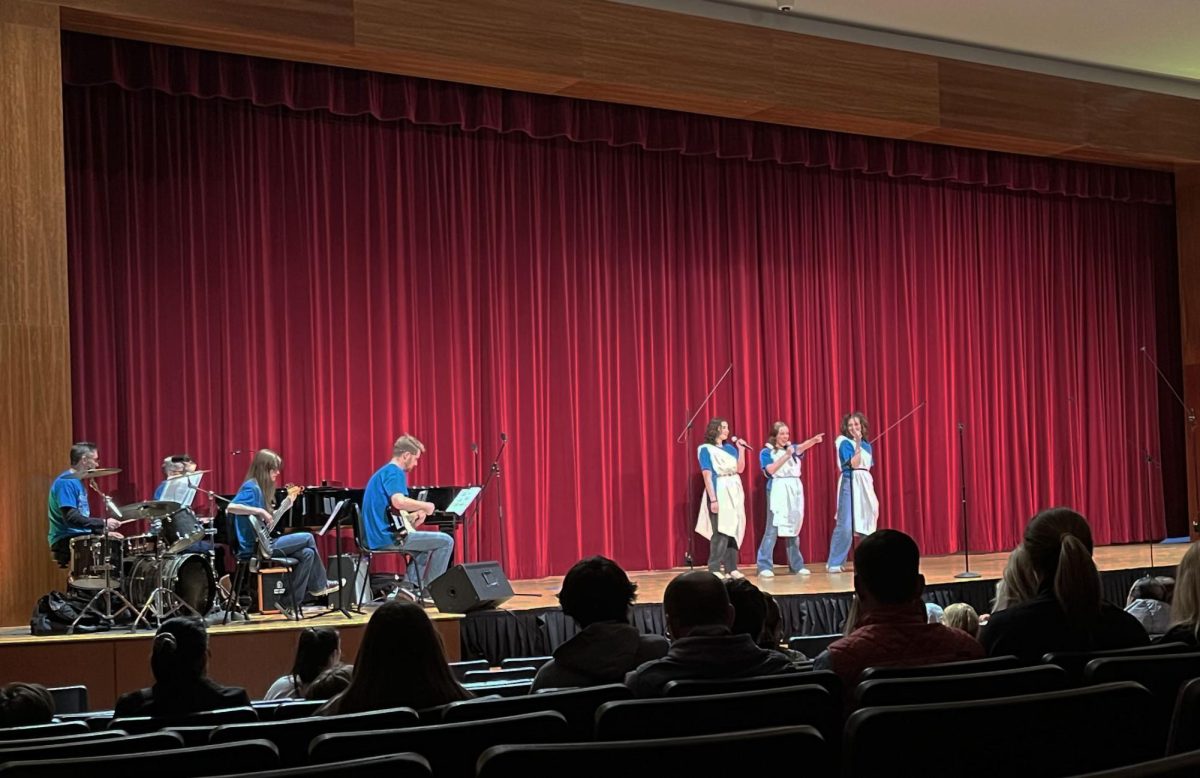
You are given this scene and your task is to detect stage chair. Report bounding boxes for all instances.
[500,656,553,671]
[309,711,570,774]
[0,730,182,762]
[0,739,278,778]
[1044,643,1198,685]
[46,686,88,715]
[109,705,258,734]
[463,667,537,683]
[210,707,419,767]
[1167,677,1200,755]
[858,654,1023,681]
[1085,654,1200,753]
[595,685,838,749]
[855,665,1068,708]
[0,722,88,741]
[217,753,432,778]
[663,669,843,706]
[448,660,489,680]
[349,506,424,605]
[844,682,1157,777]
[1067,749,1200,777]
[477,725,827,778]
[788,633,841,656]
[441,683,632,739]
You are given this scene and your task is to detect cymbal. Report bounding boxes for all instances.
[67,467,121,480]
[117,500,182,519]
[166,469,212,480]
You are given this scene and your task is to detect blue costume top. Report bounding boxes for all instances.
[838,438,873,474]
[761,446,804,493]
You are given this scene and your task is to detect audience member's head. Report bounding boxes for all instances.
[1022,507,1100,625]
[663,571,734,639]
[305,664,353,701]
[150,617,209,686]
[853,530,924,612]
[558,556,637,627]
[925,602,945,624]
[1128,575,1174,606]
[943,603,980,637]
[725,578,768,639]
[1170,543,1200,640]
[760,592,785,650]
[327,600,469,714]
[290,627,341,693]
[0,683,54,727]
[994,545,1038,612]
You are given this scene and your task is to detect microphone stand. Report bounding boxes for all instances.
[1143,447,1161,573]
[953,422,980,578]
[676,363,734,569]
[464,433,509,565]
[1140,346,1195,542]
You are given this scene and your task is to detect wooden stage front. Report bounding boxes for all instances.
[0,542,1187,708]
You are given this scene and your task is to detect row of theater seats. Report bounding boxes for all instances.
[6,645,1200,776]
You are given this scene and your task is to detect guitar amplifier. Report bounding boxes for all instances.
[256,568,290,615]
[325,554,368,609]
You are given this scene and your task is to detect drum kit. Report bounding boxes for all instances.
[66,467,218,632]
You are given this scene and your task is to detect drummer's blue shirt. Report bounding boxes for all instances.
[47,469,94,546]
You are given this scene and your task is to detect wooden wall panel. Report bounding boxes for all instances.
[0,0,73,628]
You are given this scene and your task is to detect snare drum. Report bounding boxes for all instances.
[126,553,216,616]
[123,533,160,557]
[160,506,205,554]
[68,535,122,590]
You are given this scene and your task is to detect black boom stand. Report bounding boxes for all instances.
[463,432,510,565]
[954,422,980,579]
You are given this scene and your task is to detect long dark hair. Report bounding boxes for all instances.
[703,418,726,445]
[290,627,340,692]
[329,601,470,714]
[151,617,208,686]
[1023,507,1101,626]
[839,412,870,440]
[244,449,282,510]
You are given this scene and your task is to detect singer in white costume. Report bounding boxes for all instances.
[756,422,824,577]
[826,411,879,573]
[696,418,750,579]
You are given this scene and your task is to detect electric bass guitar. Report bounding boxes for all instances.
[248,484,304,559]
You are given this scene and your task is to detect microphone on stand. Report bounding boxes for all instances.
[500,432,508,442]
[230,449,245,456]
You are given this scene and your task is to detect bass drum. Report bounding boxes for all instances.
[126,554,216,617]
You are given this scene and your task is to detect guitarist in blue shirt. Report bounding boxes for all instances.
[361,435,454,602]
[226,449,338,613]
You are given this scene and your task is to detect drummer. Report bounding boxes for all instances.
[151,453,213,554]
[152,456,188,500]
[48,442,122,566]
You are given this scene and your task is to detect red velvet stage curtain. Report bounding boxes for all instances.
[62,35,1180,578]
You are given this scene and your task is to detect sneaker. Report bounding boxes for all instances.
[728,570,746,580]
[758,568,776,578]
[311,580,341,598]
[795,568,812,576]
[827,565,844,574]
[710,571,726,580]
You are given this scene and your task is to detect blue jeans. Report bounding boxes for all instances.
[271,532,326,609]
[757,522,804,572]
[827,475,855,568]
[379,529,455,586]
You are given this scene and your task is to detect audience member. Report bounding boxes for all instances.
[624,571,794,696]
[994,546,1038,612]
[943,603,980,638]
[319,600,470,714]
[532,556,668,692]
[1125,575,1173,638]
[979,508,1148,660]
[925,602,945,623]
[306,664,354,700]
[1159,543,1200,646]
[726,577,769,639]
[0,683,54,728]
[265,627,342,700]
[760,591,809,666]
[813,530,982,689]
[114,617,250,718]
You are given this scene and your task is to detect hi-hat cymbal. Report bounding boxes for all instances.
[66,467,121,480]
[166,469,212,480]
[117,500,182,519]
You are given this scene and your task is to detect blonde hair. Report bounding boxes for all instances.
[994,545,1039,612]
[393,435,425,457]
[1023,508,1100,626]
[943,603,980,637]
[1170,543,1200,641]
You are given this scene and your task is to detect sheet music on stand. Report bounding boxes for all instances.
[319,499,349,536]
[161,472,202,507]
[445,486,481,515]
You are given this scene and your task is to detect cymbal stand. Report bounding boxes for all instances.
[71,479,137,633]
[197,487,248,621]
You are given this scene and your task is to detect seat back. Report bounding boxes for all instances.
[268,700,325,720]
[1066,749,1200,778]
[210,707,418,766]
[845,682,1156,777]
[310,711,570,774]
[1085,654,1200,752]
[0,730,182,762]
[462,679,533,697]
[54,712,113,732]
[596,685,838,748]
[1167,676,1200,755]
[448,660,489,680]
[855,665,1068,708]
[500,656,552,671]
[463,667,537,683]
[47,686,89,715]
[110,705,259,734]
[217,753,431,778]
[1043,642,1196,684]
[663,670,843,706]
[0,739,278,778]
[858,655,1023,681]
[477,726,826,778]
[0,722,87,742]
[0,730,122,751]
[788,634,842,657]
[442,683,631,739]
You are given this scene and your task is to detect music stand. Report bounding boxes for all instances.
[317,499,356,618]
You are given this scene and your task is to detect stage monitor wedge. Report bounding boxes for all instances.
[429,562,513,613]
